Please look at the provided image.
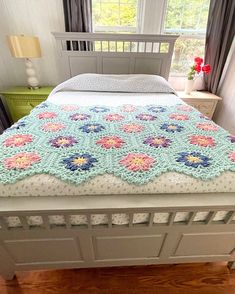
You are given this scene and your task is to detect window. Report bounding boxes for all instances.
[92,0,210,77]
[164,0,210,75]
[92,0,139,33]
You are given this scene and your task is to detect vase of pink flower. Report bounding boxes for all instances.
[185,57,211,94]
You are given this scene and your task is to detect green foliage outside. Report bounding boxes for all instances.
[92,0,210,75]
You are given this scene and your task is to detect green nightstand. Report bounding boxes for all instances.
[1,87,54,122]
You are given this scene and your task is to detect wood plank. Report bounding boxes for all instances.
[0,263,235,293]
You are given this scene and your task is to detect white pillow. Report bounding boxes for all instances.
[50,74,176,97]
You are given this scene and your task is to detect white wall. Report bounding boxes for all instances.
[0,0,65,89]
[214,40,235,135]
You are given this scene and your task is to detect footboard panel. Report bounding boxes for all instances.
[1,194,235,279]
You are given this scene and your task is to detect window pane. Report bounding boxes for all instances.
[171,37,205,75]
[92,0,138,33]
[164,0,210,75]
[164,0,210,35]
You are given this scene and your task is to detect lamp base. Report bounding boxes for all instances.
[25,58,40,89]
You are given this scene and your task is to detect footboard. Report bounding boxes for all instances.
[1,193,235,279]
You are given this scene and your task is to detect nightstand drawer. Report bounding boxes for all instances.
[1,87,53,123]
[185,101,216,118]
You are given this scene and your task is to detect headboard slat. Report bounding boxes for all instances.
[52,32,179,82]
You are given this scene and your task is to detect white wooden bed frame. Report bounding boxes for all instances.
[1,33,235,280]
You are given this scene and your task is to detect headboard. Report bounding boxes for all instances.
[52,32,178,82]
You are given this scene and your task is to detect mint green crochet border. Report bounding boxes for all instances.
[0,101,234,186]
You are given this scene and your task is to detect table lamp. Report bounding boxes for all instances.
[7,35,42,89]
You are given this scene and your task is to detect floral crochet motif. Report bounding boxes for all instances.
[49,136,77,148]
[42,122,65,132]
[169,113,189,120]
[90,106,110,113]
[37,112,57,119]
[8,121,26,131]
[4,134,33,147]
[136,114,157,121]
[104,114,124,121]
[196,123,219,131]
[61,105,78,111]
[122,104,136,112]
[121,123,144,133]
[148,106,166,113]
[4,152,40,169]
[189,135,215,147]
[228,135,235,143]
[63,153,97,171]
[70,113,91,121]
[144,136,171,148]
[229,152,235,162]
[120,153,155,172]
[177,152,211,168]
[96,136,125,149]
[79,123,105,133]
[160,123,184,133]
[177,105,193,112]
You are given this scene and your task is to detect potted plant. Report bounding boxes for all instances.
[185,57,211,94]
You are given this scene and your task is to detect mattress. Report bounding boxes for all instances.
[1,91,235,228]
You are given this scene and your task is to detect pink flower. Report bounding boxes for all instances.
[229,152,235,162]
[169,113,189,120]
[37,112,57,119]
[202,64,211,74]
[104,114,124,121]
[121,123,144,133]
[42,122,65,132]
[190,135,215,147]
[122,104,136,112]
[196,123,219,132]
[4,134,33,147]
[194,57,203,65]
[120,153,155,172]
[194,64,201,73]
[96,136,125,149]
[4,152,40,170]
[177,105,193,112]
[61,105,79,111]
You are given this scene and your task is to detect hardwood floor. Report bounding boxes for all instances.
[0,263,235,294]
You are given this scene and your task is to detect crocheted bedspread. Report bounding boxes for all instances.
[0,102,235,185]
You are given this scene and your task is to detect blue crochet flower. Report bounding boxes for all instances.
[36,102,48,109]
[90,106,110,113]
[79,123,105,133]
[7,121,26,131]
[176,152,211,168]
[160,123,184,133]
[147,106,166,113]
[63,153,97,171]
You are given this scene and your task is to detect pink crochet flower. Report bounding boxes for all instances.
[120,153,155,172]
[4,134,33,147]
[169,113,189,120]
[42,122,65,132]
[4,152,40,169]
[177,105,193,112]
[61,105,79,111]
[104,114,124,122]
[229,152,235,162]
[196,123,219,131]
[121,123,144,133]
[37,112,57,119]
[189,135,215,147]
[122,104,136,112]
[96,136,125,149]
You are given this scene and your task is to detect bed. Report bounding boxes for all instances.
[0,33,235,280]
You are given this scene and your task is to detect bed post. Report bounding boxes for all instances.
[0,244,15,280]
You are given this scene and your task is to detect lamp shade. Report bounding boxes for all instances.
[7,35,41,58]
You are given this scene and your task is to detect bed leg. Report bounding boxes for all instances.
[0,271,15,281]
[228,261,235,271]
